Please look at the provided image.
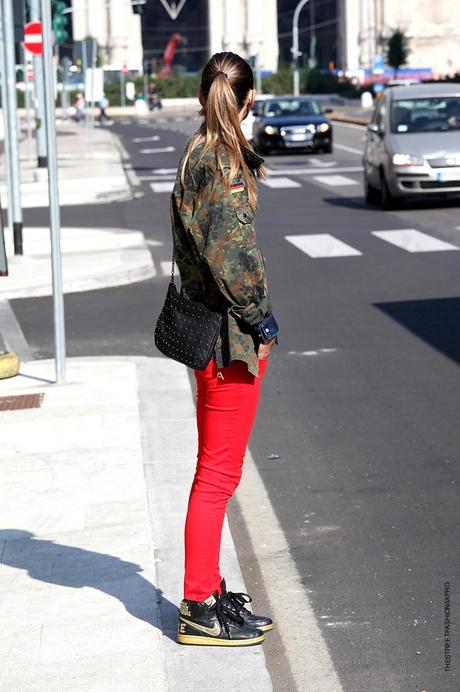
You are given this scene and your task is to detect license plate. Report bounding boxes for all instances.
[285,133,312,142]
[436,169,460,182]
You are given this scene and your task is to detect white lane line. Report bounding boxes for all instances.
[307,157,337,168]
[286,233,362,257]
[313,174,359,186]
[334,143,363,156]
[372,229,460,252]
[160,260,172,276]
[139,175,176,182]
[333,120,367,131]
[151,168,177,175]
[150,181,174,193]
[145,239,163,247]
[265,166,363,176]
[236,450,344,692]
[140,146,175,154]
[132,135,160,143]
[261,176,301,189]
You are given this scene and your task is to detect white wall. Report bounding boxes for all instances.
[208,0,279,73]
[72,0,143,71]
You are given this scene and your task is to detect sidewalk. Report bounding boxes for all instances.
[0,123,155,298]
[0,355,273,691]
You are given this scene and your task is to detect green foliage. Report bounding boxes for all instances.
[261,67,308,95]
[386,29,410,75]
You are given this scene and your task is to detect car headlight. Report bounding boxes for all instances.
[317,123,330,133]
[264,125,278,135]
[392,153,424,167]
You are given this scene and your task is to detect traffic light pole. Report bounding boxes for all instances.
[28,0,48,168]
[40,0,66,384]
[1,0,23,254]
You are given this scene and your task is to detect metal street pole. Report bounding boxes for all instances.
[2,0,23,254]
[40,0,66,384]
[0,8,13,237]
[22,49,34,162]
[28,0,47,168]
[292,0,310,96]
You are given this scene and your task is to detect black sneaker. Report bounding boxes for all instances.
[219,578,274,632]
[177,590,265,646]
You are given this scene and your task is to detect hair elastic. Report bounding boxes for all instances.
[216,70,228,78]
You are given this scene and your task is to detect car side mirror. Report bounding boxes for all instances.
[252,108,260,117]
[323,107,333,114]
[368,122,383,137]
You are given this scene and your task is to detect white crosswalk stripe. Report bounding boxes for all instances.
[313,174,359,186]
[261,177,301,188]
[372,229,459,252]
[140,146,175,154]
[150,181,174,193]
[285,234,362,258]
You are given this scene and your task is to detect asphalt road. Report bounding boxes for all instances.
[13,114,460,692]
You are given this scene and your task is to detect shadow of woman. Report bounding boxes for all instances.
[0,529,178,642]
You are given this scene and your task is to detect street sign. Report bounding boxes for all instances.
[373,53,385,75]
[23,20,43,56]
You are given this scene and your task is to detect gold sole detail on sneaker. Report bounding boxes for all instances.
[259,623,274,632]
[177,633,265,647]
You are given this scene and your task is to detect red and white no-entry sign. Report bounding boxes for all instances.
[24,21,43,56]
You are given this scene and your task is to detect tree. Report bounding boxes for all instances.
[386,30,410,77]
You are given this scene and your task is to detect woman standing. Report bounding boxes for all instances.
[170,52,279,647]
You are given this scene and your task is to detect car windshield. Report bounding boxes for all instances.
[263,99,321,117]
[391,97,460,133]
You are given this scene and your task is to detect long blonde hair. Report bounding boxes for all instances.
[181,52,266,212]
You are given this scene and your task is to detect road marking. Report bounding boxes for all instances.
[160,260,172,276]
[140,146,175,154]
[313,174,359,186]
[0,300,33,362]
[132,135,160,143]
[261,176,301,188]
[150,181,174,193]
[372,229,460,252]
[139,175,176,182]
[265,166,363,176]
[333,121,367,131]
[286,234,362,257]
[307,157,337,168]
[236,449,344,692]
[334,143,363,156]
[145,239,163,247]
[151,168,177,175]
[288,348,338,356]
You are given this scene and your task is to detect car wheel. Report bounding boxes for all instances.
[322,143,333,154]
[364,173,380,205]
[380,171,399,210]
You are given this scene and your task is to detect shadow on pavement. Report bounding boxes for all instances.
[0,528,177,643]
[374,296,460,366]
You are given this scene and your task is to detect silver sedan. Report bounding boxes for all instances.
[363,83,460,209]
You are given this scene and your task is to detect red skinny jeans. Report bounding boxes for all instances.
[183,356,268,602]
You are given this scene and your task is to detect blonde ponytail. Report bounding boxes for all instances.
[181,52,266,212]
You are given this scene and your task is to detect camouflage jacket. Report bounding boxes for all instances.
[170,138,274,377]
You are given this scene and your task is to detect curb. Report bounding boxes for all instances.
[330,112,370,126]
[0,351,19,379]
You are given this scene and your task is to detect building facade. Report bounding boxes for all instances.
[344,0,460,77]
[71,0,143,71]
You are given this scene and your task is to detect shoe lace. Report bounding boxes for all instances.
[215,594,245,637]
[222,590,253,617]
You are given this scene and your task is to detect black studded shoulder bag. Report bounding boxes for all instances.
[154,247,223,371]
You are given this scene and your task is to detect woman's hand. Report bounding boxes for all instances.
[258,337,277,360]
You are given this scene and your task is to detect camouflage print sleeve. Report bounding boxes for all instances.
[197,165,271,327]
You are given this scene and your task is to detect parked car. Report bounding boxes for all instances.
[363,83,460,209]
[252,97,333,154]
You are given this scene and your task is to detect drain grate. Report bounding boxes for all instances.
[0,393,45,411]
